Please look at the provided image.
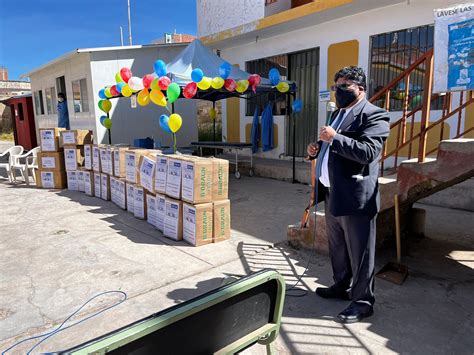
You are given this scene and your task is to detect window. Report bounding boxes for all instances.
[245,55,288,116]
[45,86,57,115]
[72,78,89,113]
[34,90,45,115]
[369,24,442,110]
[17,103,25,121]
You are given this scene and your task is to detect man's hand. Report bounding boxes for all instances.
[307,142,320,157]
[319,126,337,143]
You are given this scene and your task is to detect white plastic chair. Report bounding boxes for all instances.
[11,147,40,185]
[0,145,24,182]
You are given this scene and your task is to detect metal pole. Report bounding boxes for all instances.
[127,0,133,45]
[120,26,124,46]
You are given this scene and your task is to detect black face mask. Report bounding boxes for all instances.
[335,87,358,108]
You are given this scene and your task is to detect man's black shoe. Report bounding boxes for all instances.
[337,302,374,323]
[315,285,350,300]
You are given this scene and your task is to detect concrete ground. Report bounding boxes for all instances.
[0,142,473,354]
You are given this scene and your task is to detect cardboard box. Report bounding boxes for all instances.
[139,154,156,193]
[113,146,129,178]
[181,157,212,204]
[125,149,148,184]
[213,199,231,243]
[39,128,65,152]
[99,146,109,174]
[37,151,65,171]
[64,147,85,171]
[164,197,183,241]
[134,185,147,219]
[126,183,135,213]
[60,130,93,146]
[183,202,213,247]
[35,170,67,189]
[110,176,118,205]
[156,193,166,232]
[92,145,101,173]
[154,155,167,194]
[94,172,101,197]
[84,144,93,170]
[77,169,85,192]
[165,155,182,199]
[100,173,110,201]
[116,178,127,210]
[210,158,229,201]
[83,171,94,196]
[67,170,78,191]
[146,193,159,228]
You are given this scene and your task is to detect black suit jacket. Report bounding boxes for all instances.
[315,98,390,217]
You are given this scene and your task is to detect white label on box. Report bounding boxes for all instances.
[183,204,196,245]
[106,150,113,175]
[77,171,85,192]
[127,184,135,213]
[100,148,107,173]
[117,180,126,209]
[62,131,76,145]
[64,148,77,171]
[41,171,54,188]
[164,199,180,240]
[181,162,195,202]
[110,178,116,203]
[40,130,55,151]
[114,151,120,176]
[134,187,145,219]
[93,147,100,172]
[84,172,92,195]
[41,156,56,169]
[140,156,155,192]
[67,171,78,191]
[146,195,158,227]
[155,157,167,192]
[126,153,137,183]
[94,174,101,197]
[156,195,166,232]
[84,145,92,170]
[166,159,181,199]
[101,174,109,200]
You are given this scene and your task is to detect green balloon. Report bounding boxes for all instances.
[167,82,181,104]
[411,94,422,108]
[103,117,112,129]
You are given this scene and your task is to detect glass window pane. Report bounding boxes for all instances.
[45,87,52,114]
[72,80,82,113]
[51,87,57,114]
[38,90,45,115]
[80,78,89,112]
[34,91,41,115]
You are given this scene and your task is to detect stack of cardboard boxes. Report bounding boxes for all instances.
[60,130,93,192]
[36,128,67,189]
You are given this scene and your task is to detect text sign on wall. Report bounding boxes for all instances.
[433,3,474,93]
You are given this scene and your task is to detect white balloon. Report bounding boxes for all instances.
[128,76,144,91]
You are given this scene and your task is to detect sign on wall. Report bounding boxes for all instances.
[433,3,474,93]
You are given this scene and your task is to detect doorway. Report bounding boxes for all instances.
[56,76,67,99]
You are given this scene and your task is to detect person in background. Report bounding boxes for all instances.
[57,93,70,130]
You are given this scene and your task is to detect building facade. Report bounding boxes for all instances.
[0,68,32,132]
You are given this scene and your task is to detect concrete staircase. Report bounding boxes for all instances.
[288,138,474,253]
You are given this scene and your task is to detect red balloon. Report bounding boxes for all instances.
[224,79,237,92]
[120,67,132,83]
[110,85,120,96]
[248,74,261,93]
[142,74,154,89]
[158,76,171,90]
[183,82,197,99]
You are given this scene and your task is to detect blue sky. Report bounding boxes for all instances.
[0,0,197,80]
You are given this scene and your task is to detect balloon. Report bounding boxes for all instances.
[292,99,303,113]
[248,74,261,93]
[209,108,217,120]
[103,117,112,129]
[128,76,144,91]
[219,62,231,79]
[115,72,124,83]
[276,81,289,93]
[197,77,211,90]
[269,68,280,86]
[110,85,120,97]
[142,74,155,89]
[99,115,107,125]
[168,113,182,133]
[120,67,132,83]
[137,89,150,106]
[104,87,113,98]
[98,89,107,99]
[236,80,249,93]
[150,78,160,91]
[224,79,236,92]
[411,94,422,109]
[159,114,172,134]
[167,82,181,103]
[98,99,112,113]
[121,84,133,97]
[183,82,197,99]
[191,68,204,83]
[116,82,125,93]
[211,77,225,89]
[154,59,167,77]
[150,90,167,106]
[158,76,171,90]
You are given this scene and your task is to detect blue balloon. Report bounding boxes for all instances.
[191,68,204,83]
[116,82,125,93]
[98,89,107,99]
[99,115,107,124]
[154,59,167,77]
[219,62,231,79]
[159,114,172,134]
[269,68,280,86]
[292,99,303,113]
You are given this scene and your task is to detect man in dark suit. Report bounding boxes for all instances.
[307,66,390,323]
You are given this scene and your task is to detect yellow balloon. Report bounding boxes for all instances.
[209,107,217,120]
[101,99,112,113]
[236,80,249,93]
[150,78,160,91]
[197,77,211,90]
[150,89,167,106]
[137,89,150,106]
[211,77,224,90]
[276,81,289,93]
[168,113,182,133]
[121,84,133,97]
